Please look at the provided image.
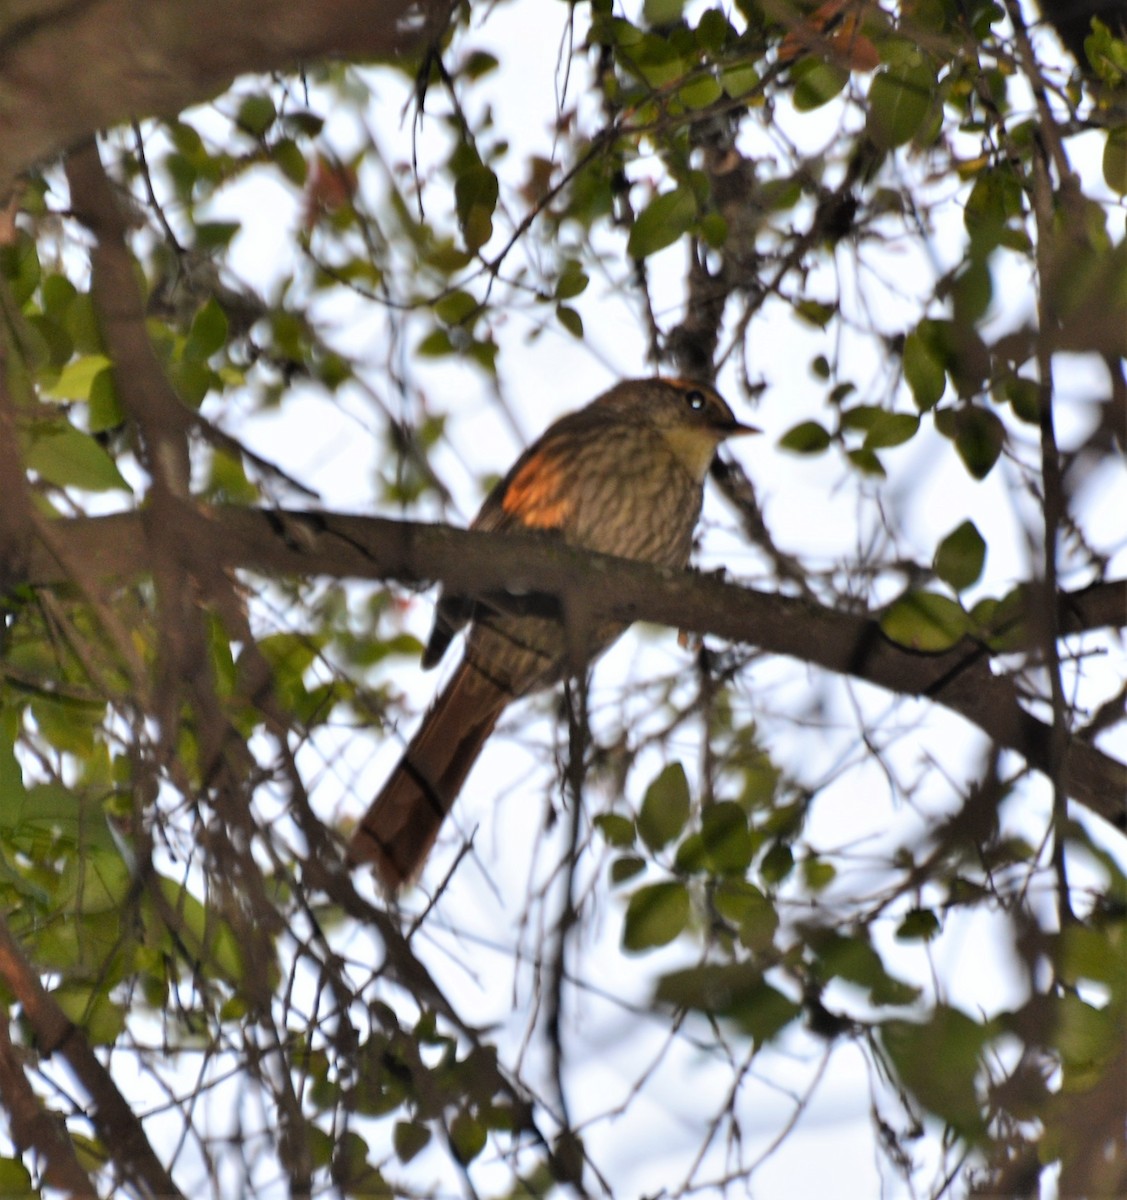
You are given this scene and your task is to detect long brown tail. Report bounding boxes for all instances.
[348,659,511,888]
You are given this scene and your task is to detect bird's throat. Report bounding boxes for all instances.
[660,425,722,481]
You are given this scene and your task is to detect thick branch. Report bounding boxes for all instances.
[0,0,447,189]
[20,507,1127,830]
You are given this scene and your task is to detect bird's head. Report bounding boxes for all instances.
[599,377,759,480]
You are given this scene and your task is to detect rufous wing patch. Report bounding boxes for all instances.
[500,448,573,529]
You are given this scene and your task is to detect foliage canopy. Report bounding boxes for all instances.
[0,0,1124,1197]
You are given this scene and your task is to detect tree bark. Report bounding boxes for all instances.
[0,0,450,189]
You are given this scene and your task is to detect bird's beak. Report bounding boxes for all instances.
[725,420,761,438]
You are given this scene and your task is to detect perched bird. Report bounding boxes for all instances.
[349,377,758,888]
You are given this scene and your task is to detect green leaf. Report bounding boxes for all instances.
[394,1120,431,1164]
[720,63,760,98]
[1103,127,1127,195]
[417,328,454,357]
[673,831,706,872]
[815,929,920,1005]
[0,780,82,839]
[758,176,802,211]
[27,693,104,757]
[155,876,248,986]
[867,60,934,149]
[699,212,728,247]
[56,845,133,912]
[846,447,886,476]
[449,1110,487,1164]
[194,221,241,250]
[434,289,479,326]
[42,354,113,401]
[273,137,308,186]
[881,1006,990,1137]
[167,355,215,407]
[733,980,802,1044]
[51,982,127,1046]
[638,762,690,851]
[26,314,73,371]
[236,93,277,137]
[623,881,690,951]
[206,448,259,504]
[996,372,1041,424]
[964,167,1024,242]
[655,960,760,1011]
[424,239,472,273]
[698,801,753,873]
[0,231,40,305]
[556,304,584,338]
[934,520,986,591]
[969,585,1029,651]
[791,58,848,111]
[836,406,880,433]
[187,298,229,360]
[555,266,589,300]
[25,425,130,492]
[656,963,800,1044]
[462,50,500,80]
[795,298,835,327]
[611,854,646,885]
[759,841,793,883]
[644,0,685,23]
[594,812,636,847]
[935,406,1005,480]
[1086,18,1127,87]
[334,1130,382,1187]
[1058,923,1127,992]
[0,1158,32,1195]
[469,337,498,374]
[779,420,832,454]
[454,163,499,252]
[1055,993,1119,1089]
[0,711,26,808]
[880,590,969,651]
[679,73,724,108]
[903,325,947,410]
[256,631,320,676]
[41,272,77,317]
[862,411,919,449]
[802,856,836,891]
[895,908,942,941]
[627,186,697,259]
[631,35,685,86]
[713,880,778,951]
[88,369,124,432]
[696,8,732,51]
[952,257,993,325]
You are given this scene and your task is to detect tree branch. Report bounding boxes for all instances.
[0,0,452,189]
[0,1014,97,1196]
[17,507,1127,831]
[0,912,183,1199]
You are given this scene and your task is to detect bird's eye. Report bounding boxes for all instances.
[685,389,706,411]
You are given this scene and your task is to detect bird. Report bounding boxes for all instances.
[348,377,758,888]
